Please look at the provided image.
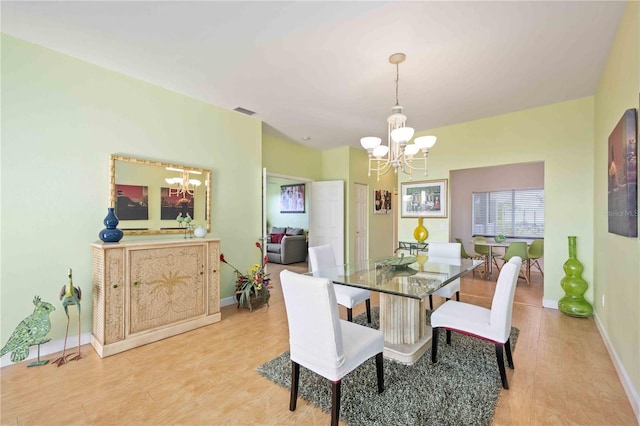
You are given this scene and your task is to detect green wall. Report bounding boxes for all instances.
[1,35,263,344]
[350,147,397,262]
[261,134,318,237]
[398,97,595,307]
[263,139,396,264]
[593,0,639,402]
[262,133,322,180]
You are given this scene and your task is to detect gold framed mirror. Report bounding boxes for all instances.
[109,155,211,235]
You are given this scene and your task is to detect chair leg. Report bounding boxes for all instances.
[365,299,372,324]
[520,265,530,285]
[505,338,514,369]
[429,295,433,310]
[290,361,300,411]
[455,291,460,302]
[431,327,439,362]
[347,308,353,322]
[446,329,451,345]
[495,343,509,389]
[533,259,544,276]
[375,352,384,393]
[331,380,341,426]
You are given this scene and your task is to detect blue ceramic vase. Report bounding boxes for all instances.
[99,207,123,242]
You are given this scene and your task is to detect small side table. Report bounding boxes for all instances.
[396,241,428,255]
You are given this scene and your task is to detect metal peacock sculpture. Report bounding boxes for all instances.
[52,268,82,366]
[0,296,55,365]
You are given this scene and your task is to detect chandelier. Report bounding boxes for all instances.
[165,167,202,197]
[361,53,437,181]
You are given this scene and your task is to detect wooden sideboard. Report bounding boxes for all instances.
[90,238,221,357]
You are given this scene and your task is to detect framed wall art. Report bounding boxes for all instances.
[280,183,305,213]
[607,108,637,237]
[115,184,149,220]
[401,179,448,218]
[374,189,392,214]
[160,188,195,220]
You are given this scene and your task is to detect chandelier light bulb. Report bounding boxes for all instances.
[373,145,389,158]
[404,143,420,156]
[391,127,414,143]
[360,136,382,150]
[414,135,437,149]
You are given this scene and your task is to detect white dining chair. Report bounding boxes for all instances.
[280,270,384,426]
[430,256,522,389]
[426,242,462,310]
[308,245,372,323]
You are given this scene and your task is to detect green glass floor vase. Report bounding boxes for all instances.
[558,236,593,317]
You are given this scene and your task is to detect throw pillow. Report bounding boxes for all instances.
[271,233,285,244]
[272,227,286,234]
[286,227,303,236]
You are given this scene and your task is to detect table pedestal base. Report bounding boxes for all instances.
[379,293,432,365]
[383,331,432,365]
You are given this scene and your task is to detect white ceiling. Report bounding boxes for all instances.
[1,1,626,151]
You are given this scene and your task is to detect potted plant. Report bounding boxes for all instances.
[220,242,270,312]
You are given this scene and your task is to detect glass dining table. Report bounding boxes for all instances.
[309,256,484,365]
[472,240,510,279]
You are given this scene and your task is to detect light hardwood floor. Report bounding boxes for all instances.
[1,262,636,425]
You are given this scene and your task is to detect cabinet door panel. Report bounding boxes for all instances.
[92,247,126,344]
[129,245,205,334]
[104,248,126,343]
[207,240,221,315]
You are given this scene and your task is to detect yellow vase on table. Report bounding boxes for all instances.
[413,218,428,243]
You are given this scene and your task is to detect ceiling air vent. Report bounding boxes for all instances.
[233,107,256,116]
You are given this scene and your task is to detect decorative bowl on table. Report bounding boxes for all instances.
[494,234,506,243]
[378,255,417,268]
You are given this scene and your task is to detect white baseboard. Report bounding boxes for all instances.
[220,295,237,307]
[1,331,92,368]
[542,298,558,309]
[594,312,640,424]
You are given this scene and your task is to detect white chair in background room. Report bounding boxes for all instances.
[279,270,384,426]
[308,244,372,323]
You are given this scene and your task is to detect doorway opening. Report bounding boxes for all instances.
[449,162,544,307]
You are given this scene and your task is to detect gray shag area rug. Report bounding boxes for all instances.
[257,307,519,426]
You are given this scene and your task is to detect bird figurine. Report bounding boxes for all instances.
[0,295,55,365]
[52,268,82,366]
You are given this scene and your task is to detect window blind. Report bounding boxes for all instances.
[472,189,544,238]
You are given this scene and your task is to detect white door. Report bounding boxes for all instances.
[262,168,268,261]
[354,183,367,262]
[309,180,344,264]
